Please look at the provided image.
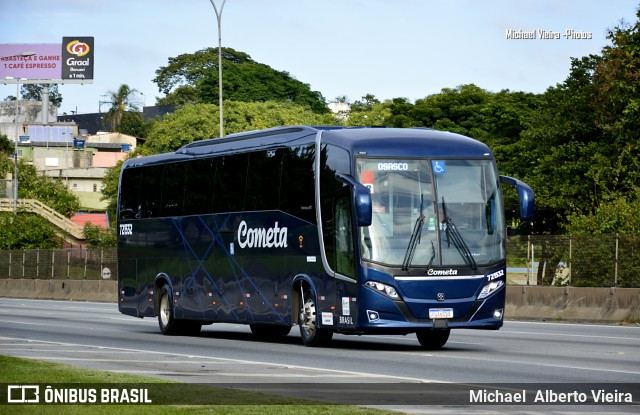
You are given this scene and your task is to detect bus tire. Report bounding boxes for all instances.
[250,324,291,338]
[416,328,450,349]
[299,288,333,347]
[158,284,179,335]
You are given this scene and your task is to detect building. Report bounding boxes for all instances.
[19,129,138,210]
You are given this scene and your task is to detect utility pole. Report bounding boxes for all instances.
[209,0,227,138]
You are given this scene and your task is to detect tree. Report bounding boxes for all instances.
[0,133,13,156]
[17,161,80,217]
[20,84,63,107]
[83,223,116,248]
[104,84,140,132]
[0,213,60,249]
[140,101,337,155]
[153,47,329,114]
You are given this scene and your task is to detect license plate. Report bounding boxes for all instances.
[429,308,453,319]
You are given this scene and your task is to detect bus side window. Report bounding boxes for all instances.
[245,150,282,211]
[213,154,248,213]
[279,145,316,223]
[183,158,215,216]
[119,167,141,220]
[161,162,186,217]
[140,165,163,218]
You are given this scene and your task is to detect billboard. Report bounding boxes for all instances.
[0,37,94,84]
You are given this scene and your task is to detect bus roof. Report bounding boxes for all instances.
[122,126,493,169]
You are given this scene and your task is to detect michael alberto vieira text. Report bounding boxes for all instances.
[470,388,633,404]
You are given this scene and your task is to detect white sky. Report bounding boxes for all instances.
[0,0,637,115]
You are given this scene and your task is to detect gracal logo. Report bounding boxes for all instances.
[66,40,90,57]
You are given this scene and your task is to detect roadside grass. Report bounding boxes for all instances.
[0,355,395,414]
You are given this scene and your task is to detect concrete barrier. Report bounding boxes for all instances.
[0,279,117,302]
[0,279,638,323]
[505,285,640,323]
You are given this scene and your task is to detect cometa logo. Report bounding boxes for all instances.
[237,220,288,249]
[66,40,90,57]
[427,268,458,276]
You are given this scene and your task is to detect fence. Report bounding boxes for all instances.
[0,234,638,287]
[507,234,640,288]
[0,248,117,280]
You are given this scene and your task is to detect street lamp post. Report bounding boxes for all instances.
[2,51,36,213]
[209,0,227,138]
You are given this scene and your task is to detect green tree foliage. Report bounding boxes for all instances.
[0,213,60,249]
[117,111,151,138]
[83,224,116,248]
[517,10,640,234]
[0,133,13,155]
[17,161,80,217]
[344,94,391,126]
[20,84,63,107]
[153,47,329,114]
[140,101,337,155]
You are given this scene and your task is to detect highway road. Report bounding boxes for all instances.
[0,298,638,413]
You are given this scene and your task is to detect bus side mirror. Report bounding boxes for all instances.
[500,175,534,221]
[336,173,372,227]
[353,182,372,227]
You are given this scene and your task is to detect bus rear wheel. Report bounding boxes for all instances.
[416,328,450,349]
[299,288,333,347]
[158,284,201,335]
[158,285,178,335]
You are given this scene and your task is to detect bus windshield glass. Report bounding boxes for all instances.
[356,158,505,268]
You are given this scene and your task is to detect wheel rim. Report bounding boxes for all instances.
[160,294,170,327]
[300,297,317,337]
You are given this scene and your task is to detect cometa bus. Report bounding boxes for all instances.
[117,126,534,348]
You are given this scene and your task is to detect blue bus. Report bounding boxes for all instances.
[117,126,533,348]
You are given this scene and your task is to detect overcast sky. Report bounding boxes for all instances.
[1,0,637,115]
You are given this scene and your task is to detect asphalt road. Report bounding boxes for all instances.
[0,298,638,413]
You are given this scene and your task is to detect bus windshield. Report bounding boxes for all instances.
[356,158,505,268]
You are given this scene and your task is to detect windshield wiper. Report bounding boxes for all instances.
[402,194,425,271]
[441,197,478,270]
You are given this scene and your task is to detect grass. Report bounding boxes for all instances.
[0,355,396,414]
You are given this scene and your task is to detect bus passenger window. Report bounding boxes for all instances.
[140,165,163,218]
[119,168,141,219]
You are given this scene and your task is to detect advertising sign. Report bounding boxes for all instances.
[0,44,61,81]
[61,37,94,81]
[0,37,94,83]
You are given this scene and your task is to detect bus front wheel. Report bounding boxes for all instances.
[416,328,450,349]
[299,288,333,347]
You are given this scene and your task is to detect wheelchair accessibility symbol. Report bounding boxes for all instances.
[432,161,446,175]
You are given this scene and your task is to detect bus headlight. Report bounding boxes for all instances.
[477,280,504,300]
[364,281,400,300]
